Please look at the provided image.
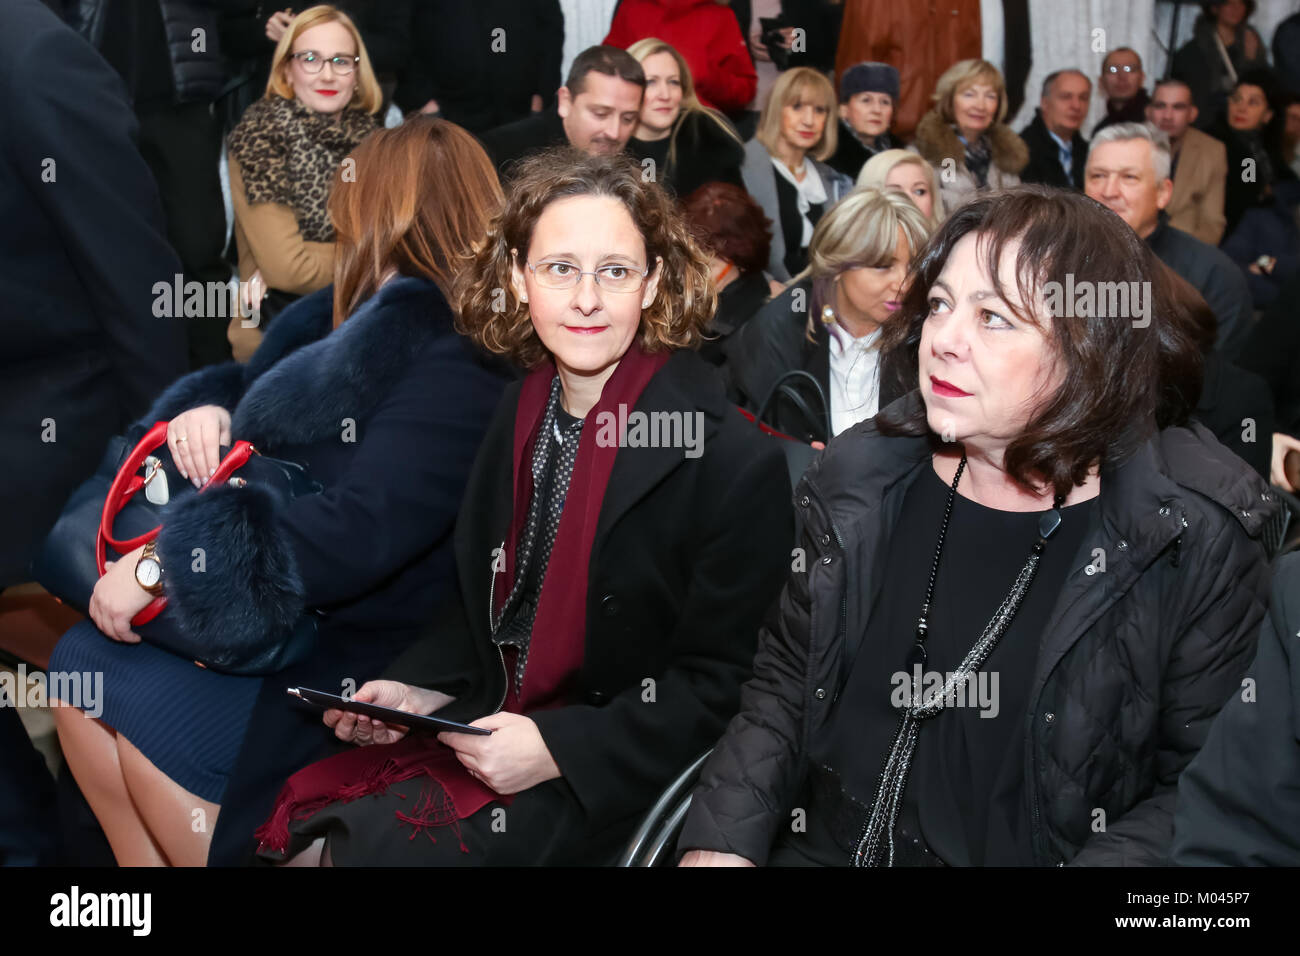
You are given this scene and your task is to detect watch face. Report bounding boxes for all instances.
[136,558,162,589]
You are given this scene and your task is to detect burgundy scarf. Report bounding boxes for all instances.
[254,342,670,857]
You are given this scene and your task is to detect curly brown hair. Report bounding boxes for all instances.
[452,147,715,369]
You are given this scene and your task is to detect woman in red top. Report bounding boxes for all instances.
[605,0,756,114]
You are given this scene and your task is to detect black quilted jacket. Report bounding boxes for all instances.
[678,395,1280,866]
[71,0,224,102]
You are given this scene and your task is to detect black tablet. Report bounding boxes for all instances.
[287,686,491,736]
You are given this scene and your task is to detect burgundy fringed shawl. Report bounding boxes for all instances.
[254,342,670,857]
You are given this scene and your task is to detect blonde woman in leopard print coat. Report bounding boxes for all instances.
[226,4,380,361]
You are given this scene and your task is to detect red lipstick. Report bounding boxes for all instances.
[930,376,971,398]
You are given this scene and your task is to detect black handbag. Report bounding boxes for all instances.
[33,421,323,675]
[753,370,831,486]
[257,288,302,331]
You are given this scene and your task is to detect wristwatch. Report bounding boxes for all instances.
[134,541,165,596]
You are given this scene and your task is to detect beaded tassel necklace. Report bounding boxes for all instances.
[851,453,1066,866]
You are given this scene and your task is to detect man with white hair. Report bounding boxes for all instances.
[1085,121,1251,358]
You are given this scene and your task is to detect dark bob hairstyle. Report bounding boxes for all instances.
[878,186,1203,499]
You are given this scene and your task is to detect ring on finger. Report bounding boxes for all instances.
[177,435,189,443]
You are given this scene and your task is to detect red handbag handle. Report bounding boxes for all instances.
[96,421,257,626]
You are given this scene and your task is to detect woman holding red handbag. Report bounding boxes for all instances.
[49,117,510,866]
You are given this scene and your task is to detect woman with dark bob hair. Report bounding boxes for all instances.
[251,147,794,866]
[678,185,1281,867]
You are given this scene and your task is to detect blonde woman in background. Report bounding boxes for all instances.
[858,149,946,228]
[740,67,854,282]
[626,38,745,198]
[725,187,932,445]
[912,59,1028,213]
[227,4,381,361]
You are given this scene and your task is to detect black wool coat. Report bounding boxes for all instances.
[679,393,1279,866]
[1,0,188,586]
[383,348,795,848]
[628,111,745,200]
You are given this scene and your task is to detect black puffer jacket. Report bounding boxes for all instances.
[72,0,224,102]
[678,394,1279,866]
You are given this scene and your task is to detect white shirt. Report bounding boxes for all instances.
[770,155,827,250]
[828,325,883,436]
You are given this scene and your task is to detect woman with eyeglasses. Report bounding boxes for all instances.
[251,148,795,866]
[226,4,381,362]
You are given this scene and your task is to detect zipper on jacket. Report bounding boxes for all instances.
[832,523,848,687]
[487,539,509,713]
[1032,770,1043,856]
[800,487,848,753]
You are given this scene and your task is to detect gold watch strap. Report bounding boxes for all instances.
[136,541,164,595]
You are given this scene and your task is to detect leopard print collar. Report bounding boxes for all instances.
[228,95,377,242]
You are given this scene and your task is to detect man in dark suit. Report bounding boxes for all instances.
[1019,69,1091,189]
[0,0,187,589]
[479,45,646,180]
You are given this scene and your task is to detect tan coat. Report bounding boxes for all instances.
[226,155,335,361]
[1167,127,1227,246]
